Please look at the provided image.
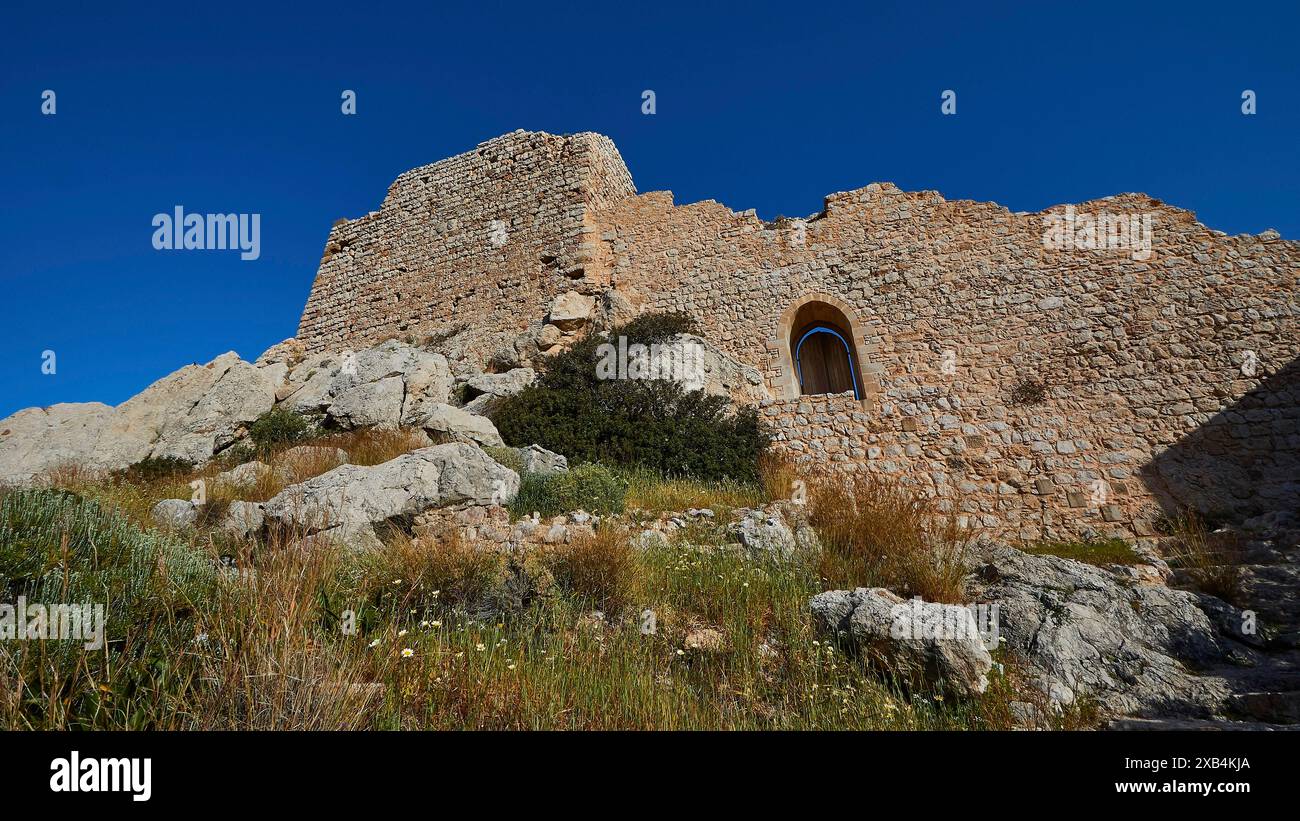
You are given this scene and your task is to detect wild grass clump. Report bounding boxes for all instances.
[758,450,801,503]
[309,428,429,467]
[620,466,765,516]
[1164,510,1244,605]
[359,530,504,617]
[806,473,973,603]
[509,463,627,519]
[544,527,638,615]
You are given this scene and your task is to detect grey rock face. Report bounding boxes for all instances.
[327,376,406,429]
[277,340,453,428]
[810,587,994,698]
[729,508,797,558]
[221,501,265,538]
[262,443,518,534]
[303,523,386,553]
[968,544,1238,717]
[214,460,272,490]
[0,352,276,482]
[461,368,535,414]
[517,444,568,476]
[418,403,504,448]
[150,499,198,530]
[0,403,115,484]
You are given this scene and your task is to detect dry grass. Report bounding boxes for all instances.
[1164,510,1245,605]
[544,526,639,615]
[180,542,391,730]
[360,529,505,615]
[622,470,764,516]
[758,450,801,502]
[311,428,429,467]
[806,472,974,603]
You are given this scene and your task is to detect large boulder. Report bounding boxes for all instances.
[810,587,994,698]
[327,376,406,429]
[460,367,535,414]
[276,340,453,428]
[214,460,272,491]
[517,444,568,476]
[729,507,798,558]
[220,501,265,538]
[262,443,519,534]
[418,403,505,448]
[150,499,198,530]
[967,544,1242,718]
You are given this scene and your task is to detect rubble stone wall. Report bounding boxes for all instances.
[296,129,635,359]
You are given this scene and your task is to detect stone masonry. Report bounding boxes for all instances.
[296,129,1300,542]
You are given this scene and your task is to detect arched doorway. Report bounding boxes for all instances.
[794,325,859,397]
[784,298,866,400]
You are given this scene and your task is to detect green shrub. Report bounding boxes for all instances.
[0,487,222,728]
[115,455,194,484]
[249,407,311,448]
[509,464,627,518]
[493,312,768,482]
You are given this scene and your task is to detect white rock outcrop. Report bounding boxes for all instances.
[262,443,518,535]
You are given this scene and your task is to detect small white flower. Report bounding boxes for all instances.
[368,639,380,648]
[401,648,414,658]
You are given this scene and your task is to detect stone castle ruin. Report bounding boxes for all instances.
[294,129,1299,542]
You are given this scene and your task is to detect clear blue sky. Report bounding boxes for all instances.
[2,0,1296,417]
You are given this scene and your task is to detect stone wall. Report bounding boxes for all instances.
[296,129,635,360]
[296,130,1300,541]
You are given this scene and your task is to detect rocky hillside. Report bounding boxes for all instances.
[1,328,1296,730]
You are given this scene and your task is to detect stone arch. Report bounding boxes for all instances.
[771,292,879,402]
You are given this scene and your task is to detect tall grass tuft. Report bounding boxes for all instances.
[806,473,973,603]
[1164,510,1244,605]
[544,527,638,615]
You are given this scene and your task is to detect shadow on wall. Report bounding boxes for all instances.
[1142,356,1300,526]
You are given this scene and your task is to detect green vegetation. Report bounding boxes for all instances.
[249,407,312,448]
[114,455,195,484]
[0,438,1101,730]
[493,312,770,482]
[1024,538,1142,566]
[509,463,628,519]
